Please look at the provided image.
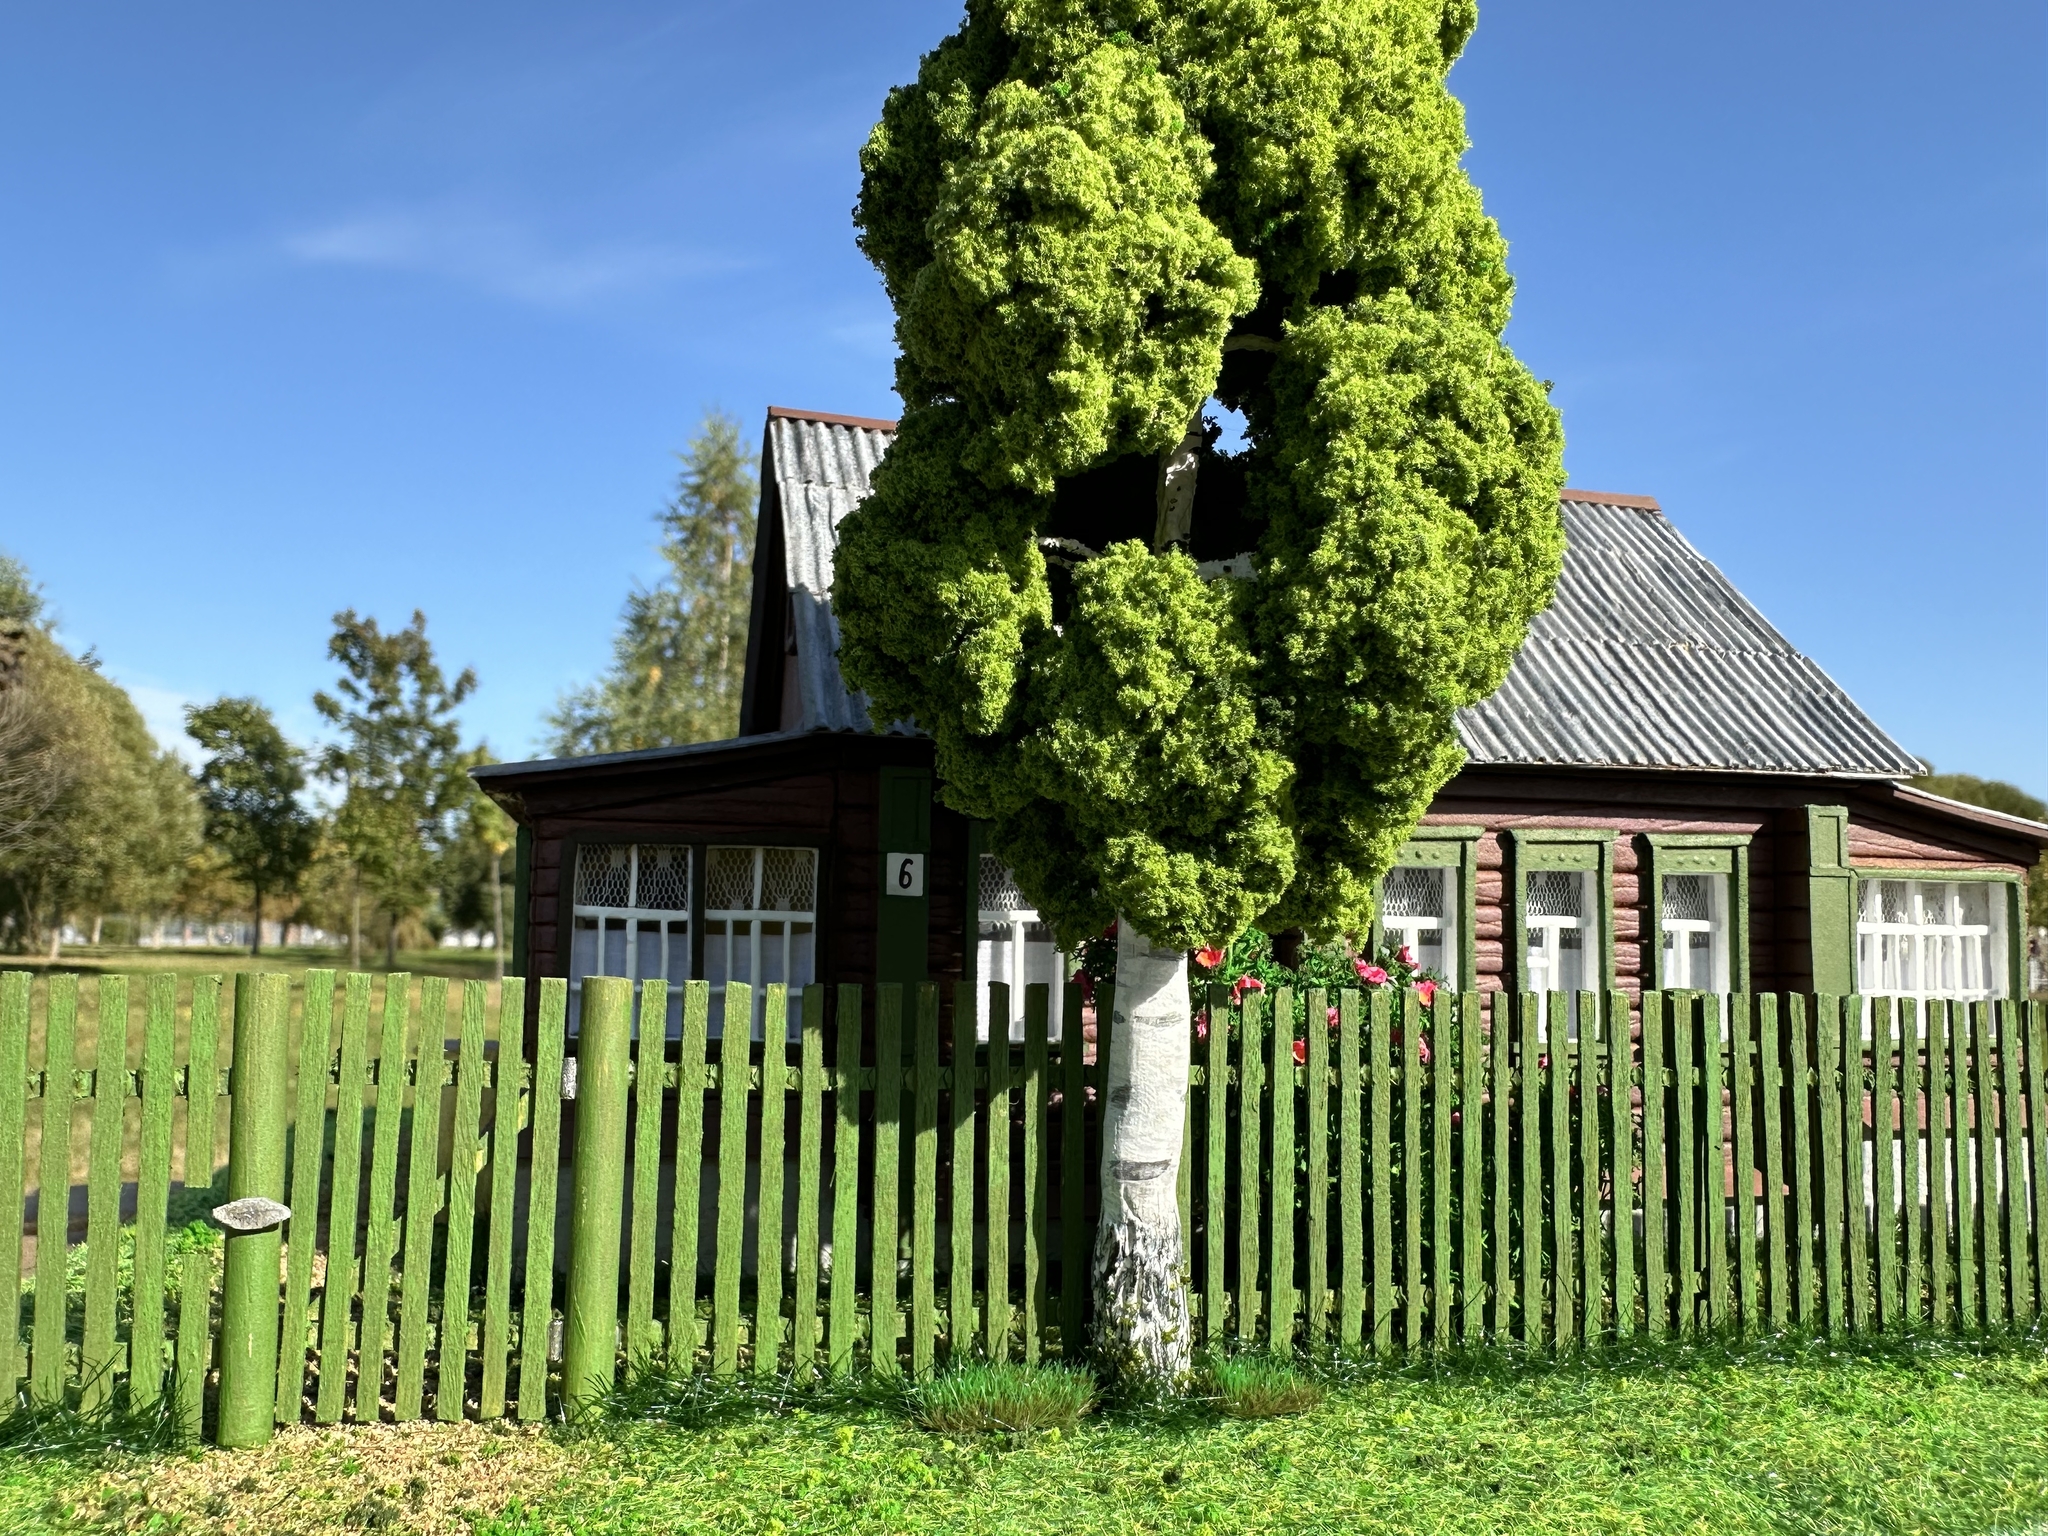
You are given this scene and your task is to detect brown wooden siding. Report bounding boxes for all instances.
[484,746,2042,1042]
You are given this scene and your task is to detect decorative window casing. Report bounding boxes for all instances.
[976,856,1067,1042]
[1378,865,1456,988]
[1376,827,1480,992]
[1507,829,1615,1038]
[1856,878,2008,1003]
[568,843,693,1035]
[703,846,817,1039]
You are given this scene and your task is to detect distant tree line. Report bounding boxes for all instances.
[0,408,754,968]
[0,553,509,969]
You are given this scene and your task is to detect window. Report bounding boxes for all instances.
[569,843,693,1035]
[1659,872,1728,992]
[1856,878,2007,1003]
[1524,868,1592,998]
[1378,864,1455,988]
[703,846,818,1039]
[976,857,1067,1042]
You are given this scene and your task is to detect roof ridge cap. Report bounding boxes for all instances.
[767,405,900,432]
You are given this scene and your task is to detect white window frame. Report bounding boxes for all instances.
[1659,870,1729,994]
[567,842,693,1037]
[975,856,1066,1043]
[1525,867,1594,1003]
[1855,876,2008,1004]
[703,845,818,1040]
[1377,863,1458,991]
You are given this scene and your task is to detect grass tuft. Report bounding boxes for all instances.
[0,1373,190,1457]
[909,1361,1095,1435]
[1205,1353,1325,1419]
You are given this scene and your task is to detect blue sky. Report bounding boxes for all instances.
[1,2,2042,794]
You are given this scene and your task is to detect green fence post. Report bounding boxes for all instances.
[562,975,632,1420]
[216,973,291,1448]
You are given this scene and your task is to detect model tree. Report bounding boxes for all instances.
[835,0,1566,1387]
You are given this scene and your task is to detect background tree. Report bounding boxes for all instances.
[440,764,518,980]
[0,554,198,953]
[184,696,318,954]
[549,411,758,753]
[314,610,479,967]
[1912,770,2048,932]
[836,0,1564,1384]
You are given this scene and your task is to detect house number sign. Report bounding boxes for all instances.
[885,853,925,898]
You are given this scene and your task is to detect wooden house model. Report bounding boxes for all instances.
[475,407,2047,1035]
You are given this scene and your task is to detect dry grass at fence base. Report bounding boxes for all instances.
[71,1419,575,1535]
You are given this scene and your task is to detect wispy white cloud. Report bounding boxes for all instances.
[280,203,745,308]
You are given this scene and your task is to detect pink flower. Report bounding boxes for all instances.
[1194,946,1226,971]
[1355,960,1389,986]
[1292,1038,1307,1066]
[1415,979,1438,1006]
[1325,1005,1340,1029]
[1397,945,1416,968]
[1194,1009,1210,1041]
[1231,975,1265,1006]
[1418,1036,1433,1066]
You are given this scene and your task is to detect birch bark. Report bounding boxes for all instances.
[1092,918,1192,1386]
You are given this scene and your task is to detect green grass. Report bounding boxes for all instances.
[11,1335,2048,1534]
[1204,1353,1325,1419]
[909,1362,1095,1435]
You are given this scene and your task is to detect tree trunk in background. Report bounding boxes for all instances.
[250,886,263,957]
[384,915,397,969]
[491,848,505,984]
[90,914,102,946]
[46,905,60,963]
[1092,919,1193,1388]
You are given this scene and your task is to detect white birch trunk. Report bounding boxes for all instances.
[1092,918,1192,1386]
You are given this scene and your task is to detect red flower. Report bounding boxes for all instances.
[1231,975,1265,1006]
[1355,961,1389,986]
[1415,979,1438,1006]
[1397,945,1416,968]
[1292,1038,1307,1066]
[1194,945,1226,971]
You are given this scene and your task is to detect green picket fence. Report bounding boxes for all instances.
[1,969,2043,1442]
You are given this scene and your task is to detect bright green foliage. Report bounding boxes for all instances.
[550,412,758,754]
[184,697,318,952]
[837,0,1565,948]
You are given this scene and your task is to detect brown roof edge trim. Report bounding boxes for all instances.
[1886,782,2048,845]
[767,405,901,432]
[1559,488,1662,511]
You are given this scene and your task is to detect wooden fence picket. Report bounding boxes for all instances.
[759,986,792,1377]
[479,976,527,1418]
[515,978,568,1421]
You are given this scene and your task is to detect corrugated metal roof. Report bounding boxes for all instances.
[1455,497,1923,777]
[755,411,1924,779]
[764,411,895,733]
